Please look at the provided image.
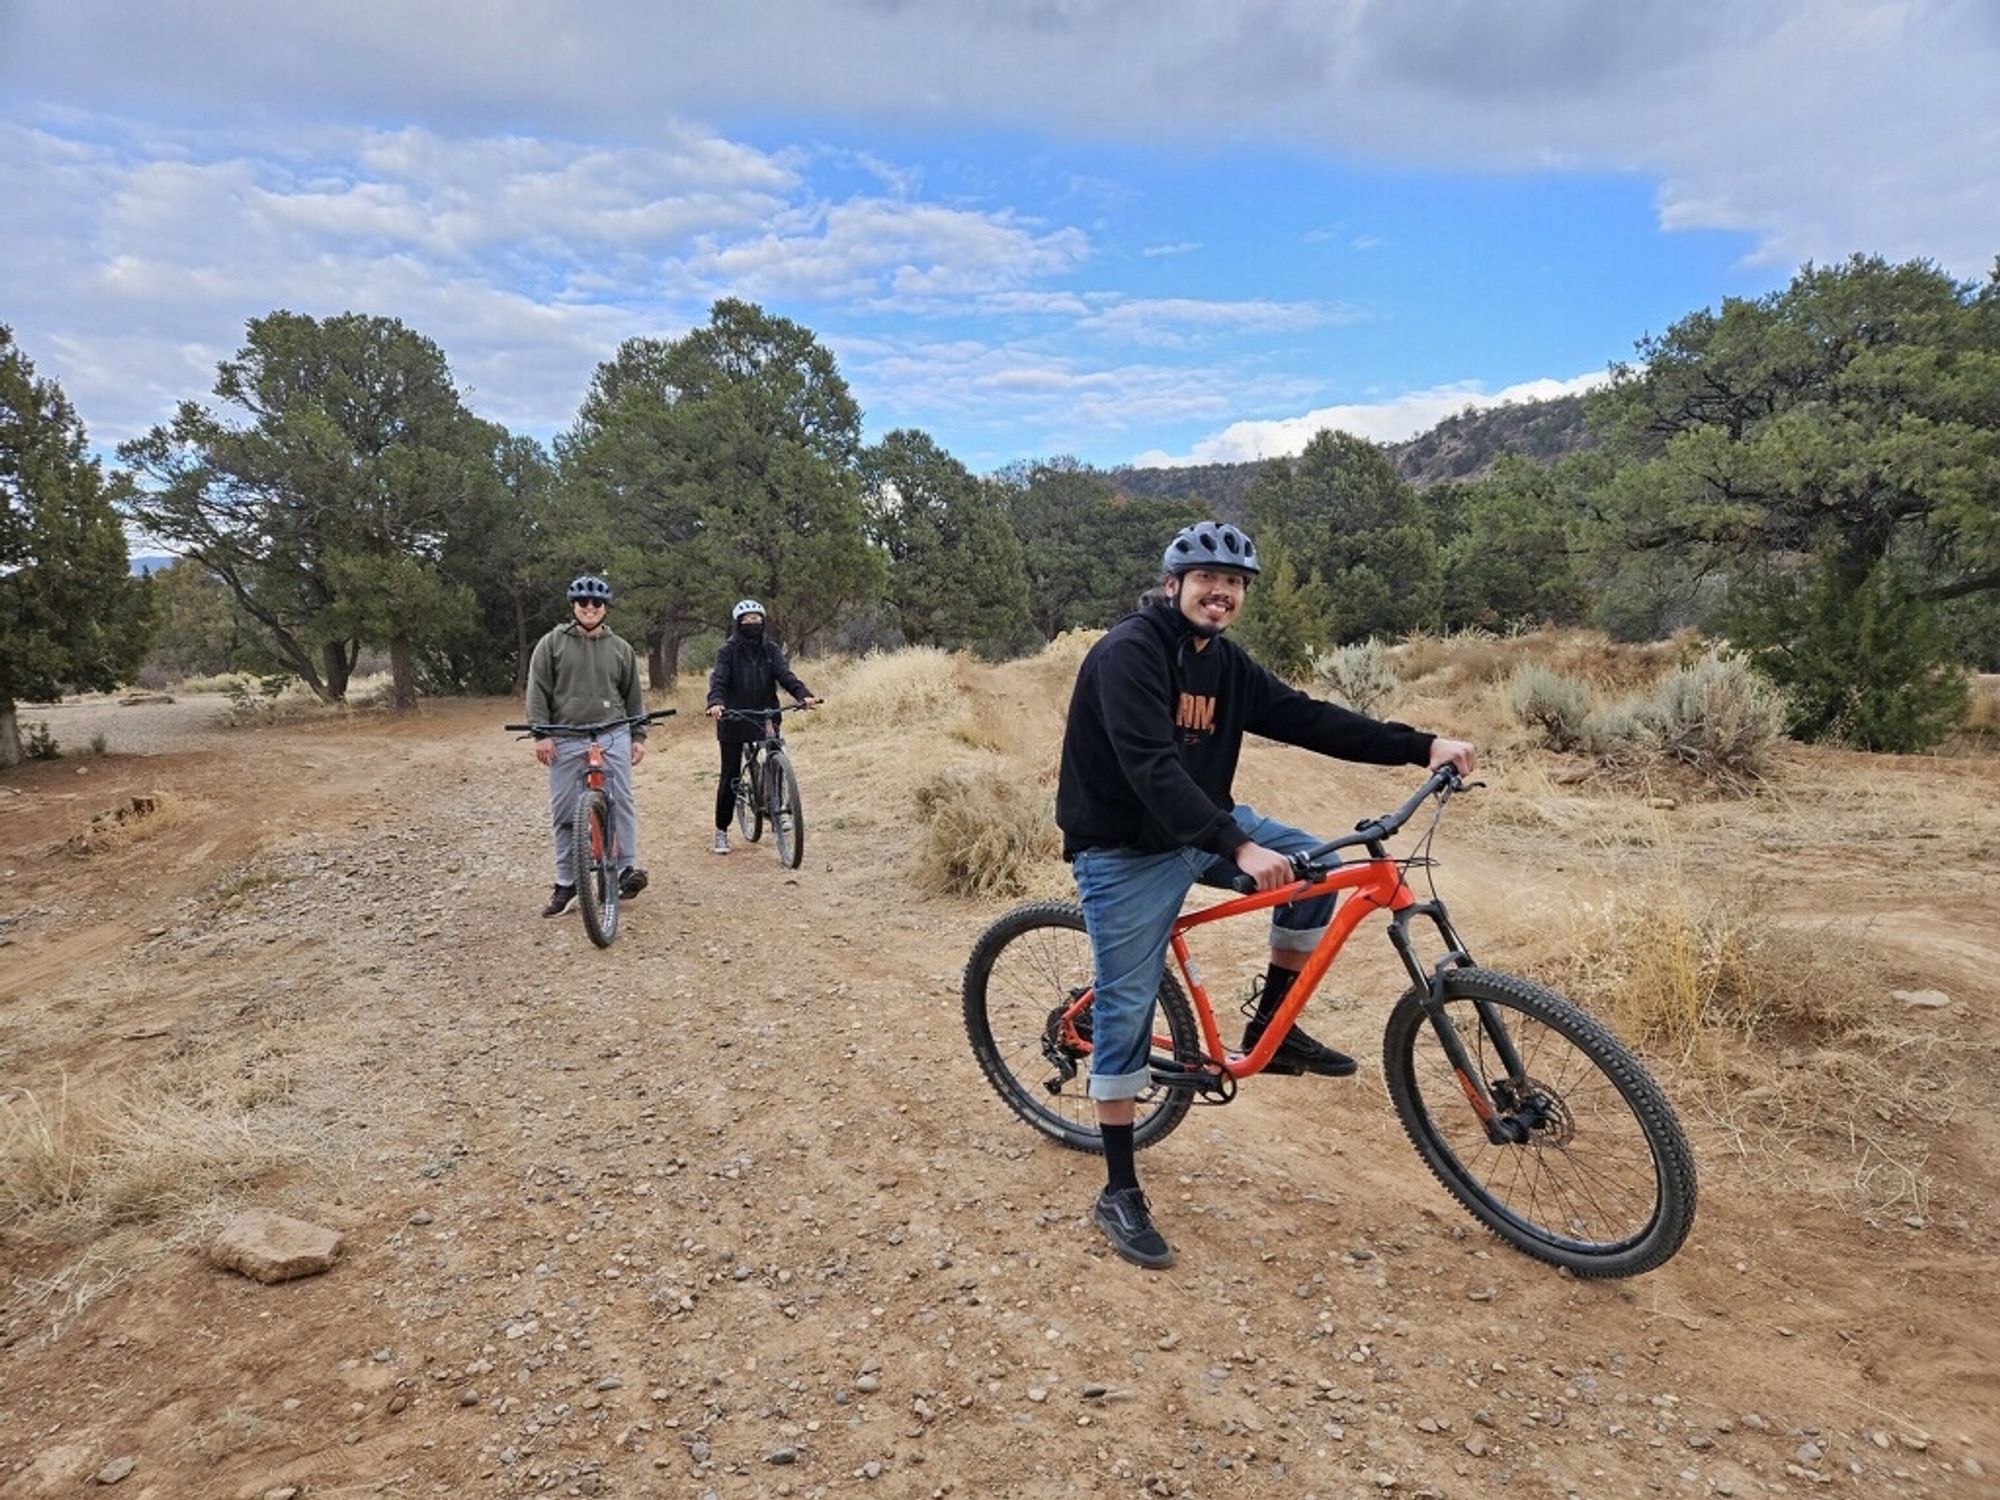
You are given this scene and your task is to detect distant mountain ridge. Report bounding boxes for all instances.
[1108,391,1598,516]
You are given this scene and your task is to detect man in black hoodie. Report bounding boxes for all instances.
[1057,520,1476,1269]
[705,599,819,854]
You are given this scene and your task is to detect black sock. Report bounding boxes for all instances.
[1251,963,1299,1027]
[1102,1123,1138,1194]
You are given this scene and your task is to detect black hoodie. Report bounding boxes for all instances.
[1054,601,1435,860]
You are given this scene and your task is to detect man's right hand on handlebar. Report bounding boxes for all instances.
[1233,841,1296,892]
[534,738,556,767]
[1428,737,1478,776]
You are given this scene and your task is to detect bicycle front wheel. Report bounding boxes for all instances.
[963,902,1199,1153]
[1383,968,1695,1277]
[767,750,804,869]
[736,754,764,842]
[571,790,618,948]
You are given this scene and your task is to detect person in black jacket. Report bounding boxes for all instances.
[1058,520,1476,1270]
[706,599,819,854]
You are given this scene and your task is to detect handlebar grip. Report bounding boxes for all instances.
[1229,873,1258,894]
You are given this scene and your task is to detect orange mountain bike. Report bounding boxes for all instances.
[505,709,675,947]
[963,767,1696,1278]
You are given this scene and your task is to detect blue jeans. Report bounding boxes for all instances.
[1071,806,1332,1101]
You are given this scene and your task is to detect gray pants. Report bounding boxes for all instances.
[548,730,637,884]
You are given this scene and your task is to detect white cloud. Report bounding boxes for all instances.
[0,118,1099,444]
[1133,371,1611,467]
[6,2,1994,273]
[1078,297,1358,346]
[1141,241,1202,257]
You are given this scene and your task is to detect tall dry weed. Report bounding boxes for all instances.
[911,766,1061,899]
[1551,863,1869,1063]
[1,1046,304,1241]
[817,647,961,727]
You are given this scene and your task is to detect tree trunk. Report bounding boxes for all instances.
[648,638,669,692]
[323,641,354,703]
[0,701,20,770]
[389,635,417,713]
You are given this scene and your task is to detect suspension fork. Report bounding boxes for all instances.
[1386,896,1530,1143]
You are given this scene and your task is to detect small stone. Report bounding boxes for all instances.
[1892,989,1951,1009]
[1463,1436,1487,1457]
[863,1460,883,1479]
[207,1210,344,1283]
[459,1389,479,1408]
[594,1375,623,1391]
[1898,1434,1930,1452]
[95,1457,137,1485]
[855,1373,880,1393]
[1416,1417,1440,1434]
[765,1446,798,1465]
[262,1489,300,1500]
[1156,1332,1180,1350]
[1027,1387,1048,1403]
[409,1210,434,1225]
[387,1394,407,1414]
[1962,1457,1985,1479]
[1796,1441,1823,1463]
[1081,1383,1109,1399]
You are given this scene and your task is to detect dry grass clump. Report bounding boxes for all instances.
[1,1045,304,1241]
[912,765,1061,899]
[1553,870,1868,1063]
[816,647,961,727]
[1960,674,2000,738]
[1314,640,1399,715]
[1039,628,1105,667]
[62,792,206,856]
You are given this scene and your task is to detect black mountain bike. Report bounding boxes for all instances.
[505,709,675,947]
[719,705,812,869]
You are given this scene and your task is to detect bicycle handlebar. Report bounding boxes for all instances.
[714,702,817,722]
[1226,765,1469,893]
[503,708,677,737]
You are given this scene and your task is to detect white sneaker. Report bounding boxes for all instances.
[711,830,730,855]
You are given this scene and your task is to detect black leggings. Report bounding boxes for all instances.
[715,739,754,830]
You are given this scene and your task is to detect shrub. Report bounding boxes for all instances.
[88,732,108,756]
[1507,665,1592,751]
[24,721,60,760]
[912,767,1060,898]
[819,647,959,726]
[1644,649,1789,786]
[1314,640,1398,716]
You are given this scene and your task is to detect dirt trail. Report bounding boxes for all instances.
[1,689,1996,1498]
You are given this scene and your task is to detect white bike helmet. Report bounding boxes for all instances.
[731,599,767,621]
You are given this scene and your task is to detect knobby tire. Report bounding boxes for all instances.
[1382,968,1695,1277]
[963,902,1199,1153]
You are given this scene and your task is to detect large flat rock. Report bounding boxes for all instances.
[207,1210,344,1284]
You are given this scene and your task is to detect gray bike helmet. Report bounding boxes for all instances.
[731,598,767,621]
[568,574,613,603]
[1162,520,1260,577]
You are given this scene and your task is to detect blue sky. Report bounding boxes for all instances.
[3,1,1994,473]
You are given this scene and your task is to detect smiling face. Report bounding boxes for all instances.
[1168,565,1251,637]
[571,598,608,630]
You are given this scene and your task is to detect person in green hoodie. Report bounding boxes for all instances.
[524,575,650,917]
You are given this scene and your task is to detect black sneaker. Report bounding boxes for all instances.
[541,884,576,918]
[617,867,649,899]
[1093,1187,1175,1270]
[1240,1015,1358,1077]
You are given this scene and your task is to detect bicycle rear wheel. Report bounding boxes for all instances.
[572,790,619,948]
[963,902,1199,1153]
[735,751,764,842]
[767,750,804,869]
[1383,968,1695,1277]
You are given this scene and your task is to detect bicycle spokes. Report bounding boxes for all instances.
[1411,998,1663,1251]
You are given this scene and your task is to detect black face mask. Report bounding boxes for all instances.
[737,622,765,643]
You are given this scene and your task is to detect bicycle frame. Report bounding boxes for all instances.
[1059,840,1526,1136]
